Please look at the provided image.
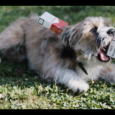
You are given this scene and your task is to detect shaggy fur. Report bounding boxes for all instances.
[0,14,115,93]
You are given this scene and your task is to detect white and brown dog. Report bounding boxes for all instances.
[0,14,115,93]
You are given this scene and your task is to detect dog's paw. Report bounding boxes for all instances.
[76,82,89,94]
[106,72,115,83]
[68,80,89,94]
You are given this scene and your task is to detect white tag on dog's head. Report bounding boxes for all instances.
[107,40,115,58]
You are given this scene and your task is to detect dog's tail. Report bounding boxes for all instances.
[0,17,29,50]
[0,13,40,51]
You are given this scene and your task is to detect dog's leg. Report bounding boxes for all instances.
[100,64,115,83]
[41,46,89,93]
[0,17,29,62]
[53,67,89,93]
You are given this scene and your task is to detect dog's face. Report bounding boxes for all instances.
[62,17,115,63]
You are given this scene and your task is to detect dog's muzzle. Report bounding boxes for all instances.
[96,28,115,62]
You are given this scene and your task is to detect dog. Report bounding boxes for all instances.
[0,14,115,93]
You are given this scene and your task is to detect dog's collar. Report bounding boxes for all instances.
[77,62,88,75]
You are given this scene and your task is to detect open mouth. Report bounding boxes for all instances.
[97,44,110,62]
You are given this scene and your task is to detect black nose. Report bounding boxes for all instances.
[107,29,115,36]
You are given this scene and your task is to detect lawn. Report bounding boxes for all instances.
[0,6,115,109]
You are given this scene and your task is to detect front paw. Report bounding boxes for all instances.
[68,81,89,93]
[76,82,89,94]
[106,72,115,83]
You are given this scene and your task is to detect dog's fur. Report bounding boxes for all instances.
[1,14,115,93]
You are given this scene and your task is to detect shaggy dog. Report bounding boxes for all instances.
[0,14,115,93]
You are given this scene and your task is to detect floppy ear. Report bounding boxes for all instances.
[61,21,83,47]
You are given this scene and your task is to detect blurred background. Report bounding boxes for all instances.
[1,6,115,33]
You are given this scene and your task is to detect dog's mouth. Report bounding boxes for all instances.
[97,44,110,62]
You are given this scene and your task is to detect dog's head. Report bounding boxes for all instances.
[61,17,115,63]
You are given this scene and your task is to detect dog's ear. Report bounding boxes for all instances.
[61,21,83,47]
[61,26,71,46]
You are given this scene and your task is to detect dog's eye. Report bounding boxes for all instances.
[90,27,97,33]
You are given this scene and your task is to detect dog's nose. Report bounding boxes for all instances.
[107,29,115,36]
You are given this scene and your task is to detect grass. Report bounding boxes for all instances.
[0,6,115,109]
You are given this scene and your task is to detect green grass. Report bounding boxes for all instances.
[1,6,115,109]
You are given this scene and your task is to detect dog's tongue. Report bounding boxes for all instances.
[99,50,109,61]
